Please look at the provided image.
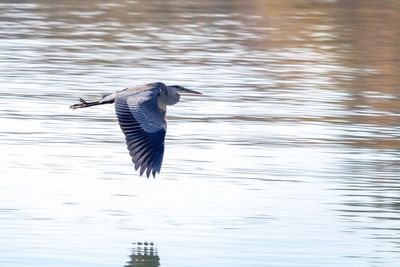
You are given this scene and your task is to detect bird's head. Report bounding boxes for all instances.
[165,85,202,106]
[167,85,202,96]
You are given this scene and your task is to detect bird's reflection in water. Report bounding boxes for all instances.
[125,242,160,267]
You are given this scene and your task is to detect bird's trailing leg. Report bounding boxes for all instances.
[70,97,114,110]
[70,98,97,109]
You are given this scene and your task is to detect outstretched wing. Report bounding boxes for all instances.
[114,84,167,177]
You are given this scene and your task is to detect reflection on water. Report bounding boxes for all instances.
[125,243,160,267]
[1,0,400,266]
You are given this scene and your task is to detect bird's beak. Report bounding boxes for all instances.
[179,88,203,95]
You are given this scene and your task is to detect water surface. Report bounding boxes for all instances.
[1,0,400,266]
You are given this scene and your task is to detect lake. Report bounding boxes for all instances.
[1,0,400,266]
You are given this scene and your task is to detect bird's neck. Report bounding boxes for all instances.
[158,92,179,106]
[158,102,167,113]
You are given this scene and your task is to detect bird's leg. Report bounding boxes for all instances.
[70,97,103,109]
[70,98,89,109]
[70,94,116,110]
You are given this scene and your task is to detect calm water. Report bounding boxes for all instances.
[1,0,400,266]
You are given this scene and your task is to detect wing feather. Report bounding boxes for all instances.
[114,83,167,177]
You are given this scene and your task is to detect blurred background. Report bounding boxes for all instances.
[0,0,399,266]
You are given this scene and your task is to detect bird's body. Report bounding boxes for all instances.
[70,82,201,177]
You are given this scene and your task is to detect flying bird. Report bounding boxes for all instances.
[70,82,202,178]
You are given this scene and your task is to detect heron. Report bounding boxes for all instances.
[70,82,202,178]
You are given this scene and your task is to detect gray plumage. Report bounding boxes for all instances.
[70,82,201,177]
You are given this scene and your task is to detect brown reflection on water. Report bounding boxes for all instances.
[331,1,400,150]
[254,0,400,150]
